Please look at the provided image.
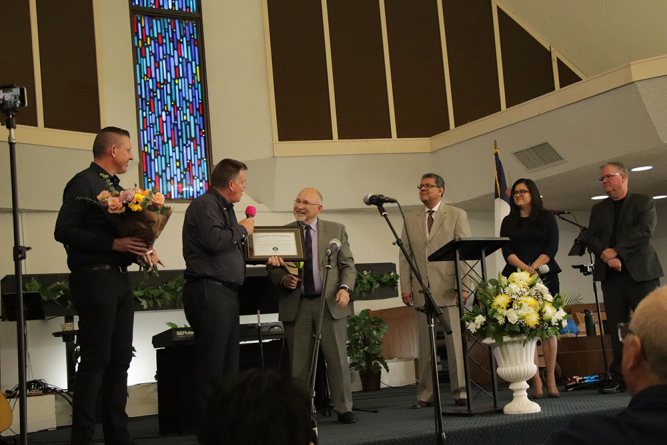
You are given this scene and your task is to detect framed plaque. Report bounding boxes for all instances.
[245,226,306,264]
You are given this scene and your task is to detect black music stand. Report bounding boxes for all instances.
[428,237,509,416]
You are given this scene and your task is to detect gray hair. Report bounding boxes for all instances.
[600,161,628,176]
[421,173,445,191]
[630,285,667,383]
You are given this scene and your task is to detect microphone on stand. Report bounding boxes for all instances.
[549,209,571,215]
[326,239,341,257]
[363,193,397,206]
[245,206,256,218]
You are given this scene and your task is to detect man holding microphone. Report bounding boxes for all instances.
[182,159,254,416]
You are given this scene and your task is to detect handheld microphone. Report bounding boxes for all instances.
[363,193,397,206]
[549,209,571,215]
[245,206,256,218]
[537,265,550,275]
[326,238,341,257]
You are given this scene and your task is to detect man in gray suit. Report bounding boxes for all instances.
[267,188,357,423]
[399,173,471,408]
[588,161,663,394]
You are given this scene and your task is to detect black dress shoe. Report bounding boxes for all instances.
[600,383,627,394]
[455,398,468,407]
[337,411,357,424]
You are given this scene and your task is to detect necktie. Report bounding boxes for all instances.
[303,226,315,296]
[427,210,435,235]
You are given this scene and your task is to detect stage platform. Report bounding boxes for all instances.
[12,384,631,445]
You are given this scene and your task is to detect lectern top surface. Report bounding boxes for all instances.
[427,237,510,262]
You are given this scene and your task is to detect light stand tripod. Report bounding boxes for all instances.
[372,202,451,445]
[2,106,30,445]
[557,215,611,385]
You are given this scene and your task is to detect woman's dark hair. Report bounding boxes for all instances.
[506,178,546,233]
[198,368,313,445]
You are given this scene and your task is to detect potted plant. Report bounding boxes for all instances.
[462,271,569,414]
[347,309,389,391]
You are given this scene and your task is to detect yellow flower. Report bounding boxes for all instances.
[525,311,540,327]
[520,296,538,308]
[129,202,143,212]
[492,293,511,309]
[509,270,533,288]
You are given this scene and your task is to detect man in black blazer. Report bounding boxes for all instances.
[545,286,667,445]
[588,161,663,393]
[267,188,357,424]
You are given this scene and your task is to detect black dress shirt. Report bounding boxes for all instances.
[54,162,134,271]
[500,210,561,277]
[182,187,248,286]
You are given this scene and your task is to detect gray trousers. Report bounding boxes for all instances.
[284,296,353,414]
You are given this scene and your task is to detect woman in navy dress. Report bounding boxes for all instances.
[501,178,561,397]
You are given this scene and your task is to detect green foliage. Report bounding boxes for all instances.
[347,310,389,373]
[354,271,399,298]
[165,321,190,329]
[24,278,73,308]
[24,274,186,311]
[133,274,185,309]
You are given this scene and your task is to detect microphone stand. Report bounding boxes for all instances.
[2,109,29,445]
[556,215,611,384]
[374,203,450,445]
[307,251,334,445]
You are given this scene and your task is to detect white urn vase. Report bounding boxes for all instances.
[484,336,541,414]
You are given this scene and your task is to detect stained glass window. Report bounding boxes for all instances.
[131,2,209,199]
[131,0,198,13]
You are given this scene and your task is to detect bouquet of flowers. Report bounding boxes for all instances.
[461,270,569,345]
[81,174,172,275]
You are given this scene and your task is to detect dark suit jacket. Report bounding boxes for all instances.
[267,219,356,321]
[587,192,663,282]
[545,385,667,445]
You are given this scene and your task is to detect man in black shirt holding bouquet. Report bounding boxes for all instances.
[55,127,148,445]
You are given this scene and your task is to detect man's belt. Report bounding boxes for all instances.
[73,264,128,273]
[185,276,242,292]
[301,293,321,300]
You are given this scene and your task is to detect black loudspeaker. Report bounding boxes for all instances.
[156,346,199,435]
[156,339,290,435]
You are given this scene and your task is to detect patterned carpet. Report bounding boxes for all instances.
[13,383,631,445]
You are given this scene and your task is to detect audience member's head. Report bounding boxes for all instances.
[198,368,314,445]
[623,285,667,395]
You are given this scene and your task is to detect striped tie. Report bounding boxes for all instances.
[427,210,434,235]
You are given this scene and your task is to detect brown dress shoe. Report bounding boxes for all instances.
[412,400,434,409]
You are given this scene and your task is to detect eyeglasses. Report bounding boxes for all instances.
[618,322,633,343]
[513,189,530,197]
[417,184,440,190]
[599,173,623,182]
[294,199,320,206]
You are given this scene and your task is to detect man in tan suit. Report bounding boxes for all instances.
[399,173,471,408]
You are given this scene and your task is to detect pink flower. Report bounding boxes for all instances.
[107,197,126,214]
[97,190,112,203]
[119,189,135,204]
[150,192,165,208]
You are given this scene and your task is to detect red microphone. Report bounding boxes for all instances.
[245,206,256,218]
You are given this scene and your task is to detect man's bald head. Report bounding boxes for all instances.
[628,286,667,384]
